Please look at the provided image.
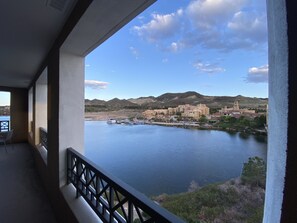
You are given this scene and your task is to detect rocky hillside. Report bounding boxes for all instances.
[85,91,268,112]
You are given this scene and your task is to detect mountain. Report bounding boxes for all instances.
[105,98,139,109]
[128,96,155,105]
[85,98,140,112]
[85,91,268,112]
[156,91,203,101]
[85,99,106,106]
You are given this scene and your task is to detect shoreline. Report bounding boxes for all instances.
[84,115,267,137]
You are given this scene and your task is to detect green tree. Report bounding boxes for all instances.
[241,157,266,188]
[254,115,266,128]
[199,115,207,123]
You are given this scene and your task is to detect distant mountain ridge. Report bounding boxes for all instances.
[85,91,267,111]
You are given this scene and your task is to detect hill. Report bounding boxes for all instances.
[85,91,268,112]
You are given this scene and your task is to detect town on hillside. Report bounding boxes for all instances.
[104,100,268,135]
[143,100,266,121]
[0,106,10,116]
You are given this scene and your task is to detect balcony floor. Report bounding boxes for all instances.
[0,143,57,223]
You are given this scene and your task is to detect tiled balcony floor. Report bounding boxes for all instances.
[0,143,57,223]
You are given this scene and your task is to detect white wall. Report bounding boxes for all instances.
[28,87,33,140]
[59,51,85,187]
[35,69,48,145]
[264,0,288,222]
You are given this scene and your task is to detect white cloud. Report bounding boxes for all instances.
[187,0,247,28]
[169,41,185,52]
[133,9,183,42]
[133,0,267,52]
[85,80,109,89]
[85,64,91,67]
[246,65,268,83]
[228,11,267,42]
[183,0,267,51]
[193,61,226,74]
[129,46,140,59]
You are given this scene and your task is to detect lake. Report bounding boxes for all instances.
[85,121,267,196]
[0,116,9,121]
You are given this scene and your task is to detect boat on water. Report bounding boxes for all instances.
[107,118,145,125]
[107,119,116,124]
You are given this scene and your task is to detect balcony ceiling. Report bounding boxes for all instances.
[0,0,77,88]
[0,0,155,89]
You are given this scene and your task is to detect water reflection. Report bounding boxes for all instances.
[239,132,250,140]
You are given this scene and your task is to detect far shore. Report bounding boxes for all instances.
[85,110,144,121]
[85,112,267,136]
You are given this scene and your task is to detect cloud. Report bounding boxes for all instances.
[246,65,268,83]
[228,11,267,42]
[129,46,140,59]
[182,0,267,51]
[169,41,185,52]
[193,60,226,74]
[85,64,91,67]
[133,9,183,42]
[187,0,247,28]
[85,80,109,89]
[133,0,267,52]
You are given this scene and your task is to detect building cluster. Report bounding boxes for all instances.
[143,101,267,122]
[143,104,210,121]
[217,101,256,117]
[0,106,10,116]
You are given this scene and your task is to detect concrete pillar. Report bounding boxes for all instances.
[35,69,48,145]
[48,49,84,189]
[59,51,85,186]
[264,0,294,222]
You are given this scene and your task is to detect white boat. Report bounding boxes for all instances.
[107,119,116,124]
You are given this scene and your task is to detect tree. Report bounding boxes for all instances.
[241,157,266,188]
[199,115,207,123]
[254,115,266,128]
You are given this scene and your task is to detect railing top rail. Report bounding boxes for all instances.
[39,127,48,150]
[67,147,184,223]
[39,127,47,132]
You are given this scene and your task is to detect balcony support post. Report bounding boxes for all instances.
[47,49,85,189]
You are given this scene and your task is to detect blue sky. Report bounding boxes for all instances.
[85,0,268,101]
[0,92,10,106]
[0,0,268,106]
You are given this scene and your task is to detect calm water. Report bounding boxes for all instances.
[0,116,9,121]
[85,121,267,196]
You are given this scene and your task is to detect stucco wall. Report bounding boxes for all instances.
[264,0,288,222]
[59,51,85,187]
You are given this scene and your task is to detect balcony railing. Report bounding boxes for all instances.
[67,148,184,223]
[0,120,9,132]
[40,127,48,150]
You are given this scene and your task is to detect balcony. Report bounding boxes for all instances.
[0,0,296,222]
[0,143,56,222]
[37,128,183,222]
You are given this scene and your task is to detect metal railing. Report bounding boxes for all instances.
[67,148,184,223]
[0,120,9,132]
[40,127,48,149]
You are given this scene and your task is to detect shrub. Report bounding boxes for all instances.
[241,157,266,188]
